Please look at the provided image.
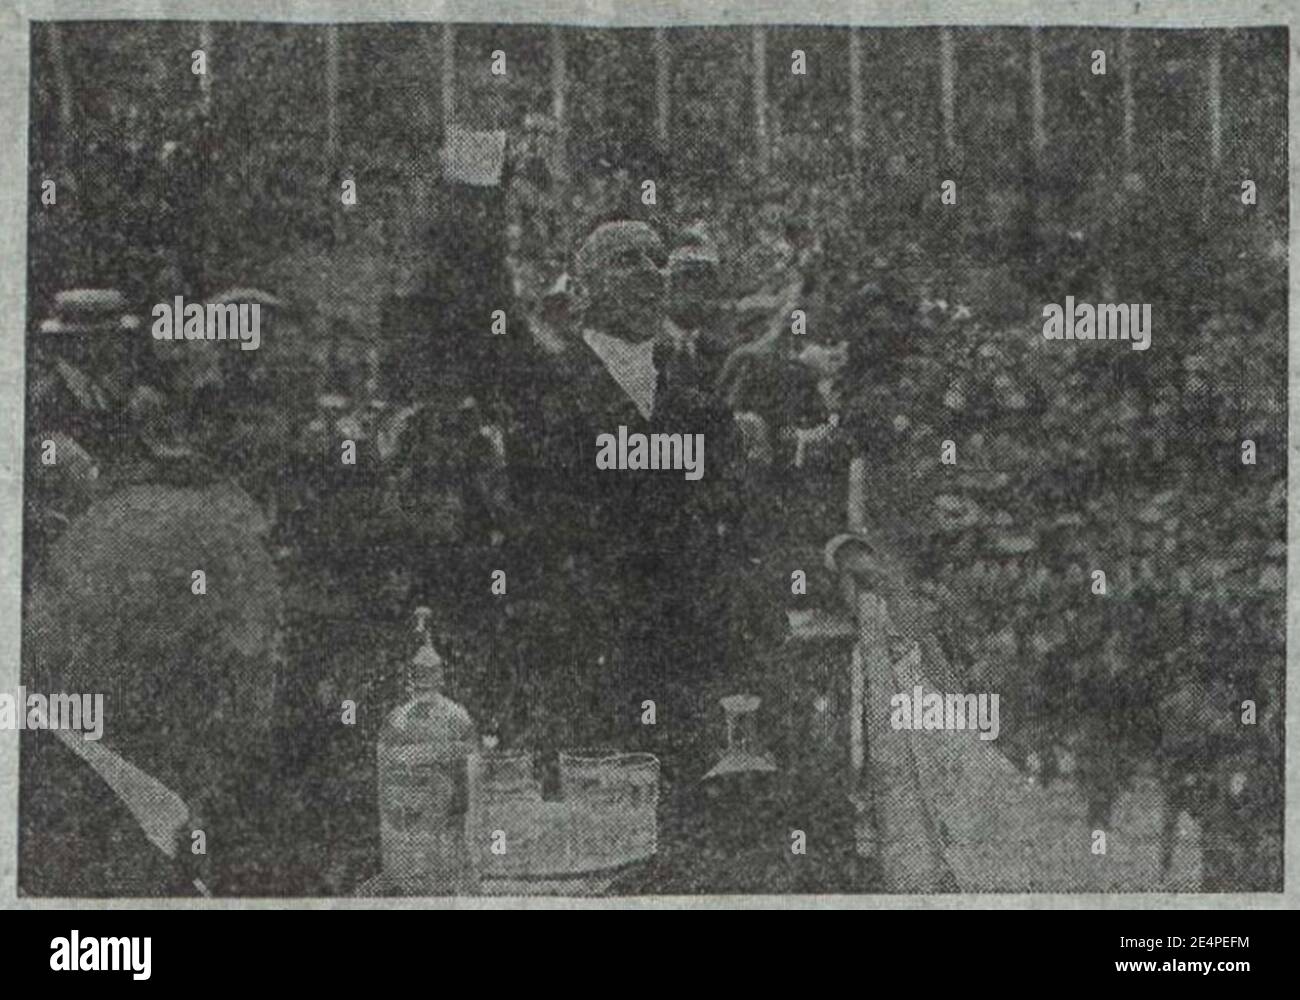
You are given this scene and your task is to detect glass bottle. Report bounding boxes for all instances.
[377,607,476,890]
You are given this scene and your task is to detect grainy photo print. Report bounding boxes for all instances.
[2,0,1292,906]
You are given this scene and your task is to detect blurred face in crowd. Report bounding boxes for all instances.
[785,219,814,250]
[757,200,785,236]
[667,257,721,329]
[574,221,667,342]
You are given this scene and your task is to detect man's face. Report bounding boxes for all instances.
[576,223,666,341]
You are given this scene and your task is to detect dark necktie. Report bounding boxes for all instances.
[652,341,676,420]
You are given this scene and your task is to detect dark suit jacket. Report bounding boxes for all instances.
[509,334,745,748]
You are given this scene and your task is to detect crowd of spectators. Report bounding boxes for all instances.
[23,22,1287,891]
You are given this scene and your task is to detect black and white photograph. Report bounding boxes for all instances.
[2,0,1292,907]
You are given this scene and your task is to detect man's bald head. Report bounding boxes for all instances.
[26,483,281,798]
[573,220,667,342]
[574,221,665,277]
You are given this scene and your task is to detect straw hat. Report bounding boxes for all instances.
[38,289,140,335]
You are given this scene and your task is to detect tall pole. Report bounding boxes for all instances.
[1121,29,1135,173]
[441,24,456,131]
[829,528,951,892]
[41,19,83,294]
[45,23,76,198]
[197,23,213,116]
[1207,32,1223,170]
[1028,28,1046,169]
[194,22,216,292]
[848,455,867,532]
[1026,26,1047,264]
[654,28,670,150]
[752,27,769,175]
[588,34,607,142]
[325,25,341,246]
[849,29,865,179]
[549,25,568,181]
[325,25,340,159]
[46,24,74,139]
[939,28,956,158]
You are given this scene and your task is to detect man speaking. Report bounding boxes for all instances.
[513,220,744,779]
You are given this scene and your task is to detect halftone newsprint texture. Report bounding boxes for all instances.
[0,0,1297,910]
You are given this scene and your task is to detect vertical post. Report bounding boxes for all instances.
[197,23,213,116]
[847,455,867,532]
[854,588,888,787]
[849,29,864,178]
[46,23,75,193]
[1121,29,1135,173]
[752,27,769,175]
[418,29,438,139]
[844,454,868,777]
[441,23,456,130]
[46,24,74,137]
[849,645,866,774]
[194,22,215,289]
[325,25,341,246]
[1026,27,1047,262]
[841,457,870,777]
[404,27,444,252]
[830,532,951,891]
[588,34,607,141]
[325,25,340,159]
[42,19,82,286]
[1207,32,1222,170]
[859,583,949,892]
[549,25,568,181]
[1206,30,1225,337]
[939,27,956,157]
[654,28,670,150]
[1028,28,1046,168]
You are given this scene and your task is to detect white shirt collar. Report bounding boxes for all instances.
[51,727,191,860]
[663,318,699,358]
[582,327,657,421]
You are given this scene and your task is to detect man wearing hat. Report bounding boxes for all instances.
[26,290,148,556]
[529,272,575,357]
[30,289,143,457]
[664,222,731,387]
